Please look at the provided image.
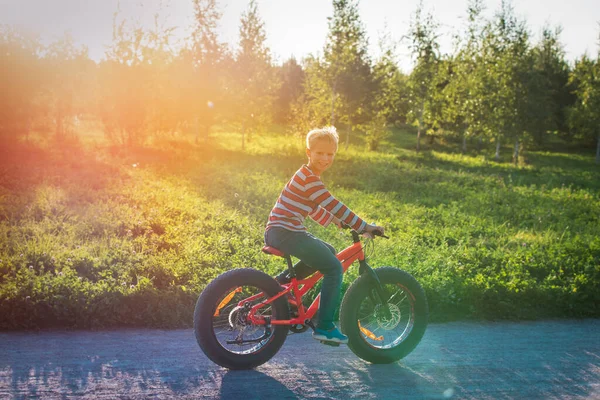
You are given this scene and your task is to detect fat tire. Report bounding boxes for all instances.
[194,268,290,370]
[340,267,428,364]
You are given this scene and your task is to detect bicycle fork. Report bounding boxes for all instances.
[358,259,392,319]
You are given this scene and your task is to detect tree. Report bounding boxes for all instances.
[44,33,95,140]
[405,0,440,152]
[274,57,305,125]
[495,2,532,164]
[424,56,453,144]
[471,20,504,158]
[322,0,374,148]
[568,53,600,163]
[228,0,279,150]
[0,26,43,141]
[437,0,486,153]
[98,5,180,146]
[98,9,153,146]
[528,25,572,146]
[372,29,409,126]
[288,56,332,143]
[471,1,532,162]
[366,30,406,150]
[364,111,388,151]
[144,12,179,138]
[184,0,228,143]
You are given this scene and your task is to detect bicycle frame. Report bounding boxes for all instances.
[235,237,377,327]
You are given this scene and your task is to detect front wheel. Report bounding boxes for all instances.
[340,267,428,364]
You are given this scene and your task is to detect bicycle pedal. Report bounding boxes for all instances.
[320,341,341,347]
[304,319,316,332]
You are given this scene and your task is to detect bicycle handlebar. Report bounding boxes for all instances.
[339,222,389,239]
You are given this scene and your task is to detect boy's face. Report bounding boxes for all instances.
[306,138,337,176]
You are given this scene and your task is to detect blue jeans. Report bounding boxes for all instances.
[264,227,342,330]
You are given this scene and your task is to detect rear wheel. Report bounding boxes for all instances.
[340,267,428,364]
[194,268,290,369]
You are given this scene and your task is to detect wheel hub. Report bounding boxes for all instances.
[374,303,401,330]
[228,306,247,328]
[228,306,261,335]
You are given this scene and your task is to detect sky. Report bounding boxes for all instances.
[1,0,598,72]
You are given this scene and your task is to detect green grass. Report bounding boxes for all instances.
[0,126,599,329]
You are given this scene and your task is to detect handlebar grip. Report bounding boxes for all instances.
[374,231,390,239]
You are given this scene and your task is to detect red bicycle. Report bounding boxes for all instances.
[194,227,428,370]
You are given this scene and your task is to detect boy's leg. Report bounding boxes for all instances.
[267,228,336,284]
[273,244,335,284]
[265,227,342,330]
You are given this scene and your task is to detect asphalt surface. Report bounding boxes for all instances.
[1,319,599,399]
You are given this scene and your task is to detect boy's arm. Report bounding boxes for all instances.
[308,206,335,227]
[305,179,367,232]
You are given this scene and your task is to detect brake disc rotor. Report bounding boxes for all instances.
[375,303,402,330]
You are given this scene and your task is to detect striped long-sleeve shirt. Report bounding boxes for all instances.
[265,165,367,233]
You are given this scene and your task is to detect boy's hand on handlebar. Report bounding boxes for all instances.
[337,221,388,238]
[363,223,385,239]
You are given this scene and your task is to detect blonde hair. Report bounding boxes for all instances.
[306,126,339,149]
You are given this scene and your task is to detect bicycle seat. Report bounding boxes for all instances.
[261,246,286,258]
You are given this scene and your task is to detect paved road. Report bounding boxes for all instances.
[1,319,599,399]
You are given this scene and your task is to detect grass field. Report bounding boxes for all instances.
[1,125,599,329]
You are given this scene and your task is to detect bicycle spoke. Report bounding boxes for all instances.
[387,289,403,303]
[395,294,408,306]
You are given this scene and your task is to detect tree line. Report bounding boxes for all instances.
[1,0,599,162]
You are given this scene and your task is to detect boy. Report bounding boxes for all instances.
[264,126,384,344]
